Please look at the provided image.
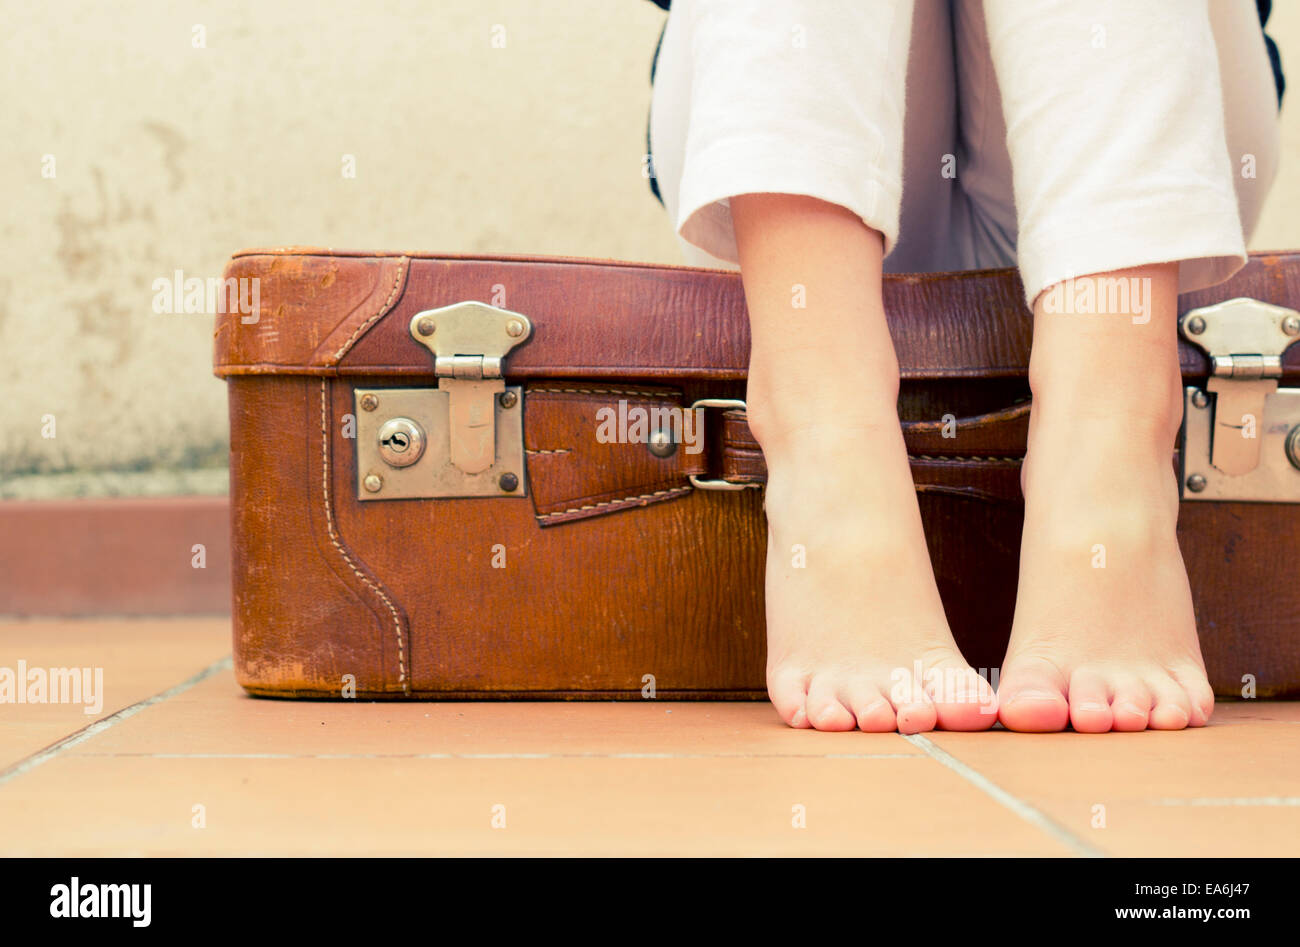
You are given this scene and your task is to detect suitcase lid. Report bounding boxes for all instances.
[212,248,1300,383]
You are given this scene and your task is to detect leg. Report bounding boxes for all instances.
[980,0,1278,731]
[649,1,992,730]
[999,264,1213,732]
[733,193,996,733]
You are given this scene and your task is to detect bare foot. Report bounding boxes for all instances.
[998,265,1215,733]
[758,411,998,733]
[730,193,996,733]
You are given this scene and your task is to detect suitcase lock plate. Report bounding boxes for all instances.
[354,301,531,500]
[1179,297,1300,502]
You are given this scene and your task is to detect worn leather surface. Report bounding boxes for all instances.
[228,377,411,696]
[217,250,1300,699]
[523,384,706,525]
[228,375,767,698]
[215,254,408,373]
[215,249,1300,382]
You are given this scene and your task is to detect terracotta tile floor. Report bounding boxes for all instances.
[1,619,1296,856]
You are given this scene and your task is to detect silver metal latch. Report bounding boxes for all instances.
[1179,297,1300,502]
[354,301,531,500]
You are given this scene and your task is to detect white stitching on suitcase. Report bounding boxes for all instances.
[524,448,571,455]
[528,387,673,398]
[320,380,410,693]
[913,454,1022,464]
[536,485,693,519]
[331,256,409,363]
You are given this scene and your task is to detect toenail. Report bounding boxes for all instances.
[1116,701,1145,716]
[790,708,807,727]
[1010,690,1062,703]
[1077,701,1107,712]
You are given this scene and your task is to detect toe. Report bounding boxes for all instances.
[926,664,998,731]
[894,699,937,734]
[1109,678,1153,732]
[1147,676,1193,731]
[846,684,898,733]
[1171,666,1215,727]
[997,657,1070,732]
[886,667,937,734]
[1067,668,1114,733]
[767,665,812,729]
[804,676,857,731]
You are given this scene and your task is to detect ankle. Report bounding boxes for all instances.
[1028,361,1184,447]
[746,353,901,455]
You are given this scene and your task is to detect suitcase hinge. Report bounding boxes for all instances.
[1179,297,1300,502]
[354,301,532,500]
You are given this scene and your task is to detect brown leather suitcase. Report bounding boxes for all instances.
[213,248,1300,700]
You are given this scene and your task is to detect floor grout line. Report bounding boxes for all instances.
[1155,796,1300,806]
[902,733,1106,858]
[68,751,926,761]
[0,655,233,788]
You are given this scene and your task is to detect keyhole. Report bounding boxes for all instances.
[375,416,425,469]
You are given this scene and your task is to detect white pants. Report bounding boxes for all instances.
[649,0,1280,306]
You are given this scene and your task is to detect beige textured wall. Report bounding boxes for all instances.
[1,0,1296,498]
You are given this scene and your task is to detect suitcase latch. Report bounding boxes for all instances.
[1179,297,1300,502]
[353,301,532,500]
